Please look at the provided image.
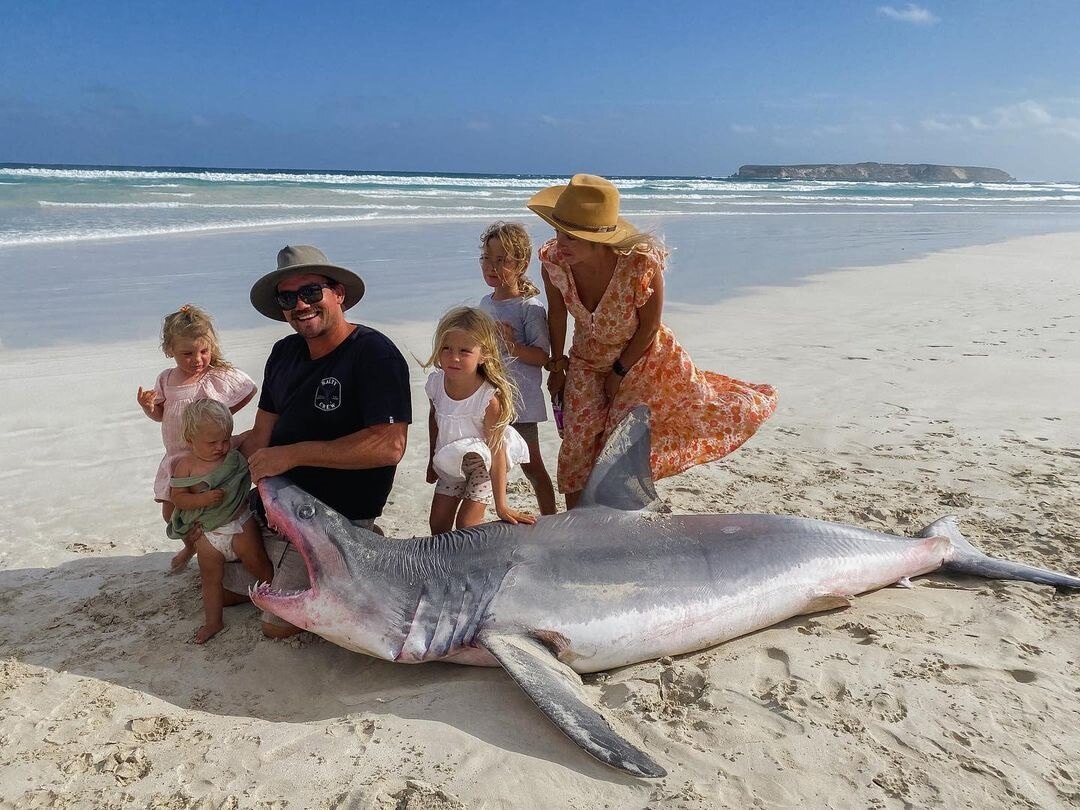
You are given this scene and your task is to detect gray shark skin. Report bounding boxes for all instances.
[250,406,1080,778]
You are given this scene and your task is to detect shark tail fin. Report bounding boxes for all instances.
[922,515,1080,589]
[576,405,660,512]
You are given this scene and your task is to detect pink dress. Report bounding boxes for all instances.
[151,365,257,501]
[539,239,778,494]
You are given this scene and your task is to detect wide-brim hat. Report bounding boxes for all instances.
[250,245,365,321]
[527,173,638,245]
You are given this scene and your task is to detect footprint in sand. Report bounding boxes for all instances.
[869,691,908,723]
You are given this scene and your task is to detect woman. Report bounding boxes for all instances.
[528,173,778,508]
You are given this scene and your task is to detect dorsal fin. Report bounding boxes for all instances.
[577,405,659,511]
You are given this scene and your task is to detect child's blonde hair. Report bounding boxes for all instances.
[480,222,540,299]
[181,399,234,444]
[424,306,519,444]
[161,304,232,368]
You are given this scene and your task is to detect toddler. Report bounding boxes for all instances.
[168,399,271,644]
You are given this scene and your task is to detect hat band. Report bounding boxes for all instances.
[552,213,618,234]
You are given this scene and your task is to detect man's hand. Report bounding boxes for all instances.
[247,446,296,482]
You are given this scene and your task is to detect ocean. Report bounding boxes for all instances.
[3,163,1080,350]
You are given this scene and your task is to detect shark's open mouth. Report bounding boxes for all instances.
[248,479,320,611]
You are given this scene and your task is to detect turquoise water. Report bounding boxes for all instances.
[3,164,1080,349]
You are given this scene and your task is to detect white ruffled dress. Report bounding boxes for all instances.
[425,370,529,482]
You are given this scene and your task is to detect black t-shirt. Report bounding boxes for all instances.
[259,325,412,520]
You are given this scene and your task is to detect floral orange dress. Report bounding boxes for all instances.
[540,239,778,494]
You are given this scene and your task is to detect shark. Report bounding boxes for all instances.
[250,406,1080,778]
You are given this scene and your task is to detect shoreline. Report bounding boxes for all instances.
[4,211,1080,351]
[2,231,1079,807]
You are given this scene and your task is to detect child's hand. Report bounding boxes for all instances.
[496,321,516,346]
[496,505,536,526]
[426,461,438,485]
[137,386,157,411]
[202,488,226,507]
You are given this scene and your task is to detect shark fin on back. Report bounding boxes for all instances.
[576,405,660,512]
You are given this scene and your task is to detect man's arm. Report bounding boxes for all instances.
[247,421,407,482]
[240,407,277,457]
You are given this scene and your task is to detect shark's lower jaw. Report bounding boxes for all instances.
[249,581,316,627]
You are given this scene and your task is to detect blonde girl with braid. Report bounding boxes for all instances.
[477,222,557,515]
[424,306,536,533]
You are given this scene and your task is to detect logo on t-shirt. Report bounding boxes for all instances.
[314,377,342,411]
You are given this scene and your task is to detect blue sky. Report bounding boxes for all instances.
[3,1,1079,179]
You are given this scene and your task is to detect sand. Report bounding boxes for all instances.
[1,232,1078,808]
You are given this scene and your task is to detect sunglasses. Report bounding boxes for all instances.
[274,282,338,310]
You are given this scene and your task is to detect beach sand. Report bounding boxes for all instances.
[1,232,1078,808]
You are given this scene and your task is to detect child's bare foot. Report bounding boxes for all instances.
[169,545,196,573]
[193,621,224,644]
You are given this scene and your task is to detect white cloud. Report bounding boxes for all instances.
[730,124,757,134]
[877,4,940,25]
[920,101,1080,141]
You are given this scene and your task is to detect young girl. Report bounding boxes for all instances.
[477,222,557,515]
[167,400,272,644]
[137,304,257,571]
[424,307,537,534]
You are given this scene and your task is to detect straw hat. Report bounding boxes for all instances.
[527,174,638,244]
[250,245,365,321]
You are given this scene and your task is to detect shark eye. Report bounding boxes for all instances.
[297,503,316,520]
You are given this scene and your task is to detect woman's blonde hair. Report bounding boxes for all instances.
[160,304,232,368]
[611,231,669,259]
[181,398,234,444]
[480,222,541,299]
[424,306,519,445]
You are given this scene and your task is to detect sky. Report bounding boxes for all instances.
[3,1,1080,180]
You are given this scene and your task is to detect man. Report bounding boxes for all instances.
[227,244,411,639]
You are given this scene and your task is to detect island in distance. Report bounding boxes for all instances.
[734,162,1013,182]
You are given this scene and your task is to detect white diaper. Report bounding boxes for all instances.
[203,509,252,562]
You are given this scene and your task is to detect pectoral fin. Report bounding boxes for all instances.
[477,629,666,778]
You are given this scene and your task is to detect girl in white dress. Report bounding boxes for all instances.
[424,307,535,534]
[136,304,256,570]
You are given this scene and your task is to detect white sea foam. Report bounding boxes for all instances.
[0,166,566,189]
[6,165,1080,249]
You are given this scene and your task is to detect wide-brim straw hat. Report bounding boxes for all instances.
[527,173,638,245]
[250,245,365,321]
